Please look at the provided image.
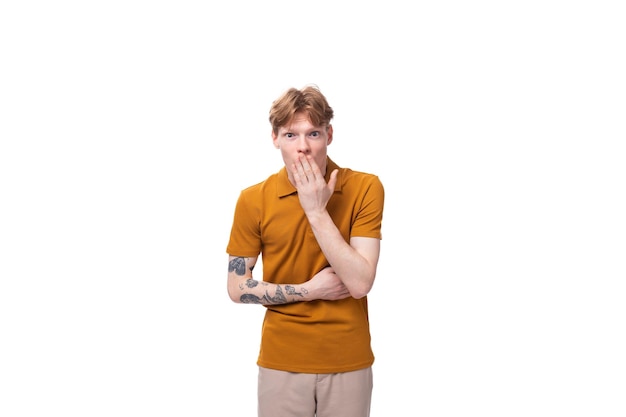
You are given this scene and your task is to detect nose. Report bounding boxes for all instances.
[296,136,310,154]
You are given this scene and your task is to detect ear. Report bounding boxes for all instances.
[272,130,280,149]
[326,124,334,145]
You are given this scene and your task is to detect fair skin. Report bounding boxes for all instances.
[227,112,380,304]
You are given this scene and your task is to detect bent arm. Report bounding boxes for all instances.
[227,255,350,305]
[307,212,380,299]
[289,156,382,299]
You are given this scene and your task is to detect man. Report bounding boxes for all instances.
[226,85,384,417]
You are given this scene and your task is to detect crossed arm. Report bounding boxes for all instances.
[226,255,351,305]
[227,236,379,305]
[291,154,381,299]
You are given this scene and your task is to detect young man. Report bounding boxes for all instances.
[226,85,385,417]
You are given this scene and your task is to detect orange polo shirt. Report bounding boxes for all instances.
[226,157,384,373]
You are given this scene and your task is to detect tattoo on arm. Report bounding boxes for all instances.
[262,285,287,304]
[228,257,246,275]
[230,257,305,305]
[285,285,302,296]
[239,285,291,305]
[240,294,262,304]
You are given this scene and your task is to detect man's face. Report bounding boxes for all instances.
[272,112,333,183]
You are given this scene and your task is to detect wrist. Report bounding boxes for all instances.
[299,282,313,302]
[305,209,329,227]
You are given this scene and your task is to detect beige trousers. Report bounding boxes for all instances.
[258,366,373,417]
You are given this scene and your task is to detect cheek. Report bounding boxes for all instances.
[310,142,328,155]
[279,148,294,164]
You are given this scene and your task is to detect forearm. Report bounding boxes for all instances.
[306,212,378,299]
[229,277,311,305]
[227,256,311,305]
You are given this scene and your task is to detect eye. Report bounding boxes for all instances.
[310,131,320,138]
[285,133,294,138]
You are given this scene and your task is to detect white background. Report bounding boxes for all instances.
[1,1,625,416]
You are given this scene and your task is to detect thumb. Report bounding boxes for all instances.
[327,169,339,191]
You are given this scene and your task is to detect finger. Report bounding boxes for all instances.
[327,168,339,190]
[305,155,324,180]
[290,162,305,186]
[299,156,315,180]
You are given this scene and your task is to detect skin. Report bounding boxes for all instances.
[227,112,380,304]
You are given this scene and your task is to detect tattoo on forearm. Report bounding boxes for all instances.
[240,294,262,304]
[239,285,290,305]
[263,285,288,304]
[230,257,305,304]
[285,285,302,296]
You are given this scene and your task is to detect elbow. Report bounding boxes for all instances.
[350,290,369,300]
[348,276,375,300]
[227,284,241,304]
[350,286,372,300]
[343,258,376,300]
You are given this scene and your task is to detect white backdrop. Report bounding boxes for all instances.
[1,1,625,416]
